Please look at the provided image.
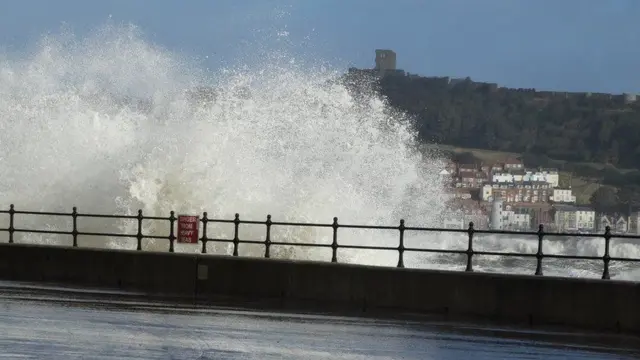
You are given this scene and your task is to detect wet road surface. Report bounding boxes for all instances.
[1,282,639,359]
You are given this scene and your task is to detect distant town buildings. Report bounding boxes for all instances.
[480,182,553,203]
[440,155,601,233]
[553,205,596,232]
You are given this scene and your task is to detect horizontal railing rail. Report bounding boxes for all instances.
[1,204,638,280]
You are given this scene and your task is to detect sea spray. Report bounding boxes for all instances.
[0,23,639,280]
[0,23,452,265]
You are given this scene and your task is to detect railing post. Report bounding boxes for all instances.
[602,226,611,280]
[72,207,78,247]
[465,222,474,272]
[535,224,544,276]
[331,217,339,263]
[200,212,208,254]
[233,213,240,256]
[397,219,405,268]
[8,204,14,244]
[136,209,143,251]
[264,215,272,258]
[168,211,176,253]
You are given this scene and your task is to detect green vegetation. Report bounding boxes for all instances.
[343,69,640,213]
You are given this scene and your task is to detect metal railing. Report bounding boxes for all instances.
[1,204,639,280]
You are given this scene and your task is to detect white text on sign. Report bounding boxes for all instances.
[177,215,200,244]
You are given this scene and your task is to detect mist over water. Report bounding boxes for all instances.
[0,23,638,280]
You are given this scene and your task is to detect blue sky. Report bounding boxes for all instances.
[1,0,639,93]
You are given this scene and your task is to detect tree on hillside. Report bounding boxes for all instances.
[589,186,619,213]
[617,185,640,212]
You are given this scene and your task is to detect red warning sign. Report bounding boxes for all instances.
[177,215,199,244]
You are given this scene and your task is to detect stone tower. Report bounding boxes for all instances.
[374,49,397,72]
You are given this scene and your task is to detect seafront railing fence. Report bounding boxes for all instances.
[1,204,638,280]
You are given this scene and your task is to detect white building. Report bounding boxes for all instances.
[554,205,595,232]
[576,208,596,231]
[490,198,505,230]
[491,169,559,188]
[629,212,640,235]
[597,214,610,232]
[538,169,560,188]
[597,214,628,233]
[492,172,518,183]
[482,184,493,201]
[501,210,531,230]
[502,204,532,230]
[489,200,531,231]
[551,188,576,203]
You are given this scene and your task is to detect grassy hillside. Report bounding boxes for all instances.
[437,144,636,173]
[570,177,600,205]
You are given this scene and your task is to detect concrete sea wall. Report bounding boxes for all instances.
[1,243,638,333]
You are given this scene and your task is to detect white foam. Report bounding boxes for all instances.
[1,22,639,281]
[0,23,451,264]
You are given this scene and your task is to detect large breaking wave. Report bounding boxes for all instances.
[0,23,638,280]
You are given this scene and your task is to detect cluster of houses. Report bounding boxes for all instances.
[440,157,638,234]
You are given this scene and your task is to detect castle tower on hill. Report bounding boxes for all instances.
[374,49,396,72]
